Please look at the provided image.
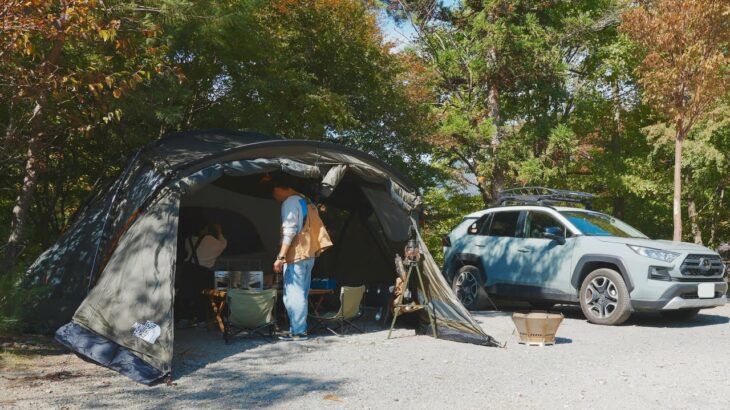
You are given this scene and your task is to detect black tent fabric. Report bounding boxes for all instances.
[24,130,499,385]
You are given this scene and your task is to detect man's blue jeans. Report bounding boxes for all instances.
[283,257,314,335]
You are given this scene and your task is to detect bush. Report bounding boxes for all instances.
[0,268,47,334]
[0,272,25,333]
[421,187,483,264]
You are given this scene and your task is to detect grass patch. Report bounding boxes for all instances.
[0,334,63,373]
[0,268,48,334]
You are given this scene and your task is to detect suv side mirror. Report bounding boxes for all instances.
[542,226,566,245]
[467,221,479,235]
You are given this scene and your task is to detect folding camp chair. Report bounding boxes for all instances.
[310,286,365,336]
[224,288,277,343]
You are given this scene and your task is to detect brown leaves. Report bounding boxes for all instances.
[1,0,170,137]
[620,0,730,130]
[323,394,342,402]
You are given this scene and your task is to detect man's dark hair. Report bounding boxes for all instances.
[268,174,299,193]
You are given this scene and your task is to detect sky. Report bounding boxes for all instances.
[378,1,460,51]
[378,11,418,51]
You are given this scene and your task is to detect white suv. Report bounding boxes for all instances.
[442,189,728,325]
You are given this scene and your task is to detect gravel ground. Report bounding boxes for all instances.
[2,304,729,409]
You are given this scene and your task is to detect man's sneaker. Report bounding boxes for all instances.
[278,333,309,341]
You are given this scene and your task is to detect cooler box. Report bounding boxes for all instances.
[311,278,336,290]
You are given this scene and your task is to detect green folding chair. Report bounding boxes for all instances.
[224,288,277,343]
[310,285,365,336]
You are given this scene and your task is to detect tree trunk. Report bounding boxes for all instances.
[1,34,64,275]
[708,187,723,246]
[487,54,503,201]
[2,134,42,274]
[686,192,702,245]
[611,79,624,218]
[672,127,684,241]
[684,173,702,244]
[4,99,15,144]
[477,178,491,207]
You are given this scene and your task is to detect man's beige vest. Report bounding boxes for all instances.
[285,199,333,263]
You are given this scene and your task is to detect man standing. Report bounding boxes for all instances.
[271,179,332,341]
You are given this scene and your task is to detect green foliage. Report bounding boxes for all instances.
[405,0,730,249]
[421,186,483,263]
[110,0,434,176]
[0,269,47,333]
[0,0,434,256]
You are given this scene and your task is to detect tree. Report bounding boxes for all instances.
[388,0,626,205]
[0,0,183,274]
[0,0,435,276]
[621,0,730,242]
[106,0,436,177]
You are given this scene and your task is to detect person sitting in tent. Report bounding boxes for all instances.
[176,222,228,325]
[184,222,228,269]
[271,178,332,341]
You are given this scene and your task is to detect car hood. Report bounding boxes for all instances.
[594,237,716,253]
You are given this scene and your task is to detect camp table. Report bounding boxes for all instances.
[201,288,335,333]
[277,288,334,316]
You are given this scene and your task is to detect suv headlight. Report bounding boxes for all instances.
[628,245,680,263]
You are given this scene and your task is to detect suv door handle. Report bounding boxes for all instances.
[518,247,532,253]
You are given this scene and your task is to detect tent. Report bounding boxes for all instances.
[25,130,499,385]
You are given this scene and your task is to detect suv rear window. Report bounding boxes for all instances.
[487,211,521,237]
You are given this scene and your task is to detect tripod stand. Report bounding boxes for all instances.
[387,259,437,339]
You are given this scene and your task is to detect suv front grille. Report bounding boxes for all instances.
[680,254,725,277]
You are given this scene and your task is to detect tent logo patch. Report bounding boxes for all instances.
[132,321,161,344]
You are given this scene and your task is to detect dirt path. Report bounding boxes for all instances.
[2,304,729,409]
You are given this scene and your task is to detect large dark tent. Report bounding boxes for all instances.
[25,130,498,384]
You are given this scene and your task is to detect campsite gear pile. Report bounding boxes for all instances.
[388,241,437,339]
[25,130,500,385]
[511,311,565,346]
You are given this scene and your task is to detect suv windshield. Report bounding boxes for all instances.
[559,211,648,238]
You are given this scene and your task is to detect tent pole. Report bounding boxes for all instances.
[86,149,142,293]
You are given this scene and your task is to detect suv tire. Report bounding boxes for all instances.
[452,265,489,310]
[579,268,632,325]
[660,308,700,321]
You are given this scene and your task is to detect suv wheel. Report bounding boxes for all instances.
[452,265,488,310]
[579,268,632,325]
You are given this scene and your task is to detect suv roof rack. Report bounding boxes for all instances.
[495,187,594,209]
